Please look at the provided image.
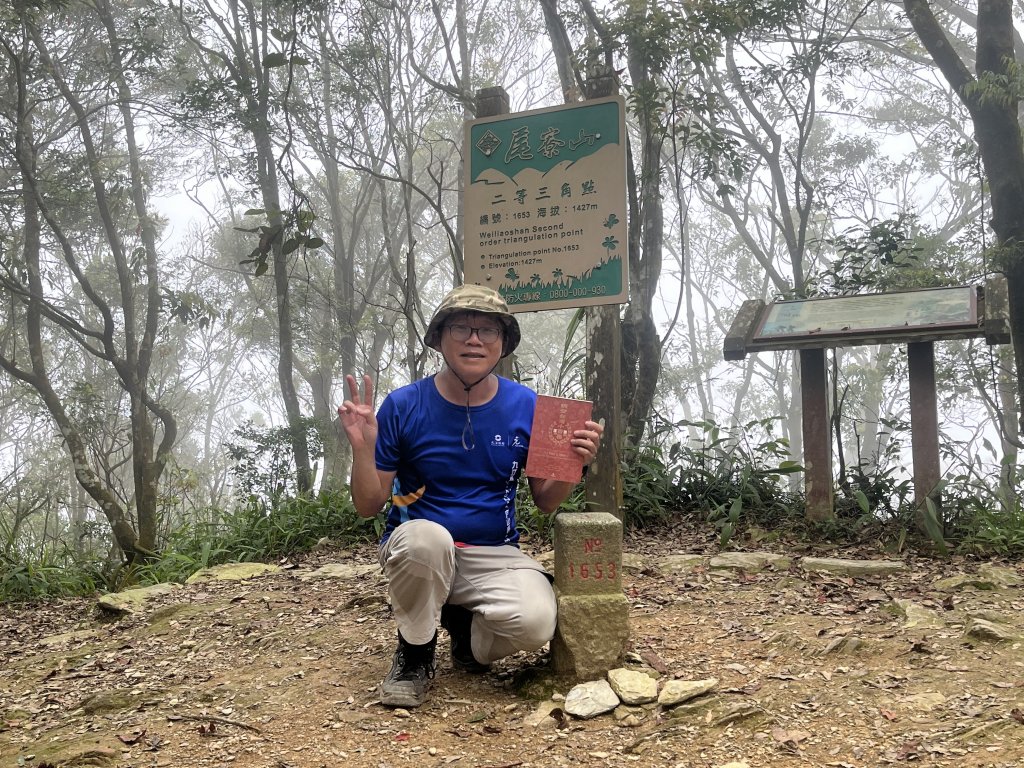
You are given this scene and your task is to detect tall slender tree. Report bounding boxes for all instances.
[0,0,179,561]
[171,0,315,491]
[903,0,1024,436]
[540,0,802,445]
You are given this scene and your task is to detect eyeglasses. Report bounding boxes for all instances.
[446,323,502,344]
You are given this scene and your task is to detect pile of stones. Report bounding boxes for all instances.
[524,662,720,727]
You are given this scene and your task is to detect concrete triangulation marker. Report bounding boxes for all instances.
[550,511,629,680]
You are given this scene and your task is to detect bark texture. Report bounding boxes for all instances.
[904,0,1024,435]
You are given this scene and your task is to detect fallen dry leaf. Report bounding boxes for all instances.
[550,707,569,730]
[895,739,922,760]
[771,727,811,750]
[197,722,217,737]
[639,649,670,674]
[5,529,1024,768]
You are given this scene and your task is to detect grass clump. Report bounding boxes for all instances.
[7,419,1024,603]
[0,490,381,601]
[130,490,382,586]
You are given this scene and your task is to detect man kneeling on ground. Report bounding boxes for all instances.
[338,285,603,707]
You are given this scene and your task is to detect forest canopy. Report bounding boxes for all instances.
[1,0,1023,591]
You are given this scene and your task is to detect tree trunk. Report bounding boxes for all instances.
[542,0,665,445]
[241,0,314,493]
[996,344,1020,496]
[904,0,1024,434]
[96,0,177,554]
[621,6,665,446]
[1,9,178,562]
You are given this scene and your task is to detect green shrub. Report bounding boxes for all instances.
[943,470,1024,557]
[653,418,802,546]
[516,417,803,548]
[10,417,1023,603]
[0,547,103,601]
[621,441,685,529]
[133,490,382,587]
[231,490,381,557]
[516,477,584,545]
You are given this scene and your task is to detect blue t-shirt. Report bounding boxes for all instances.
[375,376,536,547]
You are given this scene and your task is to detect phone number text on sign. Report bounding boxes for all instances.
[506,284,609,304]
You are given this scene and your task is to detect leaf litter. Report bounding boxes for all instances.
[0,525,1022,767]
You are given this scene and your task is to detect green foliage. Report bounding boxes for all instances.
[662,418,801,542]
[0,489,382,600]
[262,51,309,69]
[943,466,1024,557]
[236,206,324,277]
[0,544,103,602]
[0,481,107,601]
[8,424,1024,603]
[65,381,108,436]
[954,500,1024,555]
[985,240,1024,274]
[836,445,915,525]
[133,490,382,586]
[619,438,691,529]
[212,490,379,561]
[1,552,81,600]
[577,0,803,189]
[516,480,586,545]
[810,214,929,296]
[808,213,984,301]
[160,287,219,328]
[602,0,803,74]
[799,427,924,549]
[516,417,803,547]
[957,510,1024,554]
[517,413,1024,559]
[827,443,1024,557]
[962,58,1024,110]
[225,417,325,505]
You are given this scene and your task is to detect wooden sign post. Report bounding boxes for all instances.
[468,80,628,679]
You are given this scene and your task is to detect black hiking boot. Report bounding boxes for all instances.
[379,632,436,708]
[441,603,490,674]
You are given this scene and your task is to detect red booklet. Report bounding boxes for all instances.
[525,395,593,483]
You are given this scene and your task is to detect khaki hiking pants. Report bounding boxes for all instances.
[379,518,557,664]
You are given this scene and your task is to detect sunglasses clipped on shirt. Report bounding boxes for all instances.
[446,323,503,344]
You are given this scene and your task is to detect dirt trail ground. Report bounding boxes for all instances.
[2,527,1023,768]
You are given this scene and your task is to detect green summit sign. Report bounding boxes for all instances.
[463,96,628,312]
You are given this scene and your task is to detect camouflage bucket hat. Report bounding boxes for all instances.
[424,284,521,358]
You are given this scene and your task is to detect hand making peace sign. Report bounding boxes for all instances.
[338,373,378,452]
